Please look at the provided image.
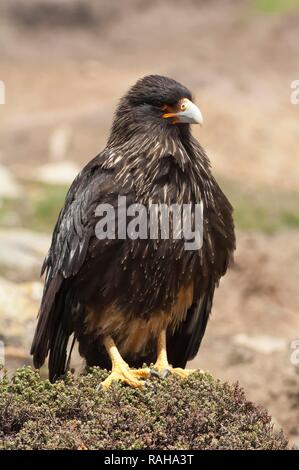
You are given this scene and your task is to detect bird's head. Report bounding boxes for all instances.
[110,75,203,144]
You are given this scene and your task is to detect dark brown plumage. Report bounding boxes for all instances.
[31,75,235,383]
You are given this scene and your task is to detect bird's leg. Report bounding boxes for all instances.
[152,329,197,379]
[100,336,150,390]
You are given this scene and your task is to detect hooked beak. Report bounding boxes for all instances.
[162,99,203,125]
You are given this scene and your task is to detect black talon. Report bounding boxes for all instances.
[96,383,103,392]
[161,369,170,379]
[150,368,161,377]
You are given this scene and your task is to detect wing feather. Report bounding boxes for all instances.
[31,153,115,377]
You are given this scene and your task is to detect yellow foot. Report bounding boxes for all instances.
[151,364,198,379]
[100,364,151,390]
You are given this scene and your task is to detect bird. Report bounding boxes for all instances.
[31,75,235,389]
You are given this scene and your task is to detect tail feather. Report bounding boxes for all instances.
[48,323,69,382]
[31,277,79,382]
[166,285,215,368]
[30,275,63,369]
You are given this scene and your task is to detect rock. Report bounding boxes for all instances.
[48,125,72,161]
[0,164,22,199]
[0,229,50,281]
[35,160,80,185]
[0,277,42,357]
[233,334,287,354]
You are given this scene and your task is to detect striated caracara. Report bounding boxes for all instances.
[31,75,235,388]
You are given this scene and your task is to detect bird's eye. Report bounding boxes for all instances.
[180,101,187,111]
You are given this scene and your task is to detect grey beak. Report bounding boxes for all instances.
[177,100,203,125]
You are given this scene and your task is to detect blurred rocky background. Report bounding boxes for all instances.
[0,0,298,445]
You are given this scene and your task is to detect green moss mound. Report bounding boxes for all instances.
[0,366,288,450]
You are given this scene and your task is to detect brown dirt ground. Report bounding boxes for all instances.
[191,231,299,446]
